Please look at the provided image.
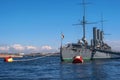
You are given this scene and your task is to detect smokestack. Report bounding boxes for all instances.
[91,39,94,47]
[93,27,97,41]
[97,29,100,41]
[93,27,97,47]
[100,31,103,41]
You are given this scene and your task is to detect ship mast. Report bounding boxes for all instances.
[100,13,105,32]
[74,0,94,44]
[82,0,86,42]
[81,0,88,44]
[81,0,94,44]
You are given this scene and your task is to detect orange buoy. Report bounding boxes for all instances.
[4,56,13,62]
[72,56,83,63]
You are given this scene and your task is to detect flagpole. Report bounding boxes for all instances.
[60,33,64,61]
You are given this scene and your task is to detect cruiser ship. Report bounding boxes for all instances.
[60,0,120,63]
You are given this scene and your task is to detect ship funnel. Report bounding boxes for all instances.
[97,29,100,41]
[93,27,104,49]
[93,27,97,48]
[100,31,103,41]
[93,27,97,41]
[91,39,94,47]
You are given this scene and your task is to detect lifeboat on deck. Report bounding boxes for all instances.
[72,56,83,63]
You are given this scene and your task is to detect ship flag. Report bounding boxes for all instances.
[61,33,64,39]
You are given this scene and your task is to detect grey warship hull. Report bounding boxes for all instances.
[61,44,119,62]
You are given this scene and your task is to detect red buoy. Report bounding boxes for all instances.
[72,56,83,63]
[4,56,13,62]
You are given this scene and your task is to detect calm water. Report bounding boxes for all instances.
[0,56,120,80]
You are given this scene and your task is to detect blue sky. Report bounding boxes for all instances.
[0,0,120,53]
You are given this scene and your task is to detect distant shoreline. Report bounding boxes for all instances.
[0,52,60,58]
[0,54,23,58]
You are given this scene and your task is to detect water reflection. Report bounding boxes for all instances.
[60,59,120,80]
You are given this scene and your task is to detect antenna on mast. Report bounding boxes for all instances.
[99,13,111,40]
[100,13,106,32]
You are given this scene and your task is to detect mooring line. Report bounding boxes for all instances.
[13,54,54,62]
